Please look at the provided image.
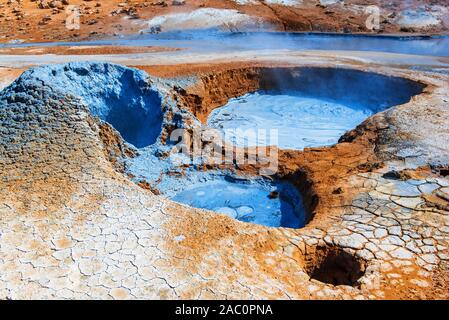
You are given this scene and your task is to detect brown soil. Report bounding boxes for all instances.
[0,45,178,55]
[0,67,26,89]
[137,61,296,78]
[0,1,446,44]
[278,120,382,228]
[97,119,138,173]
[139,63,294,123]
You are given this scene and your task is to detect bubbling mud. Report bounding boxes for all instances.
[206,67,425,150]
[208,92,373,150]
[170,176,307,228]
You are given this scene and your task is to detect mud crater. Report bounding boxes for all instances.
[180,67,425,150]
[22,62,164,148]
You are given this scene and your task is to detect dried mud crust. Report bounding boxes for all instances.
[0,61,448,300]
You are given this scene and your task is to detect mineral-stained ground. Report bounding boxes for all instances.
[0,0,448,301]
[0,56,448,299]
[0,0,448,43]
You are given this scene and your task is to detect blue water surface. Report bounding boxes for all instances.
[1,32,448,56]
[171,177,306,228]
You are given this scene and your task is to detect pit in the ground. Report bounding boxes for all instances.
[305,245,366,287]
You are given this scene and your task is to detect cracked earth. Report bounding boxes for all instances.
[0,42,448,299]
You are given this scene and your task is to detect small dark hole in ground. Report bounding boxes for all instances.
[439,169,449,177]
[305,246,366,287]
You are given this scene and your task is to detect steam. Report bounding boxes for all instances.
[141,8,270,34]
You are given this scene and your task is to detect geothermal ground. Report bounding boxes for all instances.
[0,1,449,301]
[0,0,448,43]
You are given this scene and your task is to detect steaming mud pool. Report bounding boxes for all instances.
[208,91,374,150]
